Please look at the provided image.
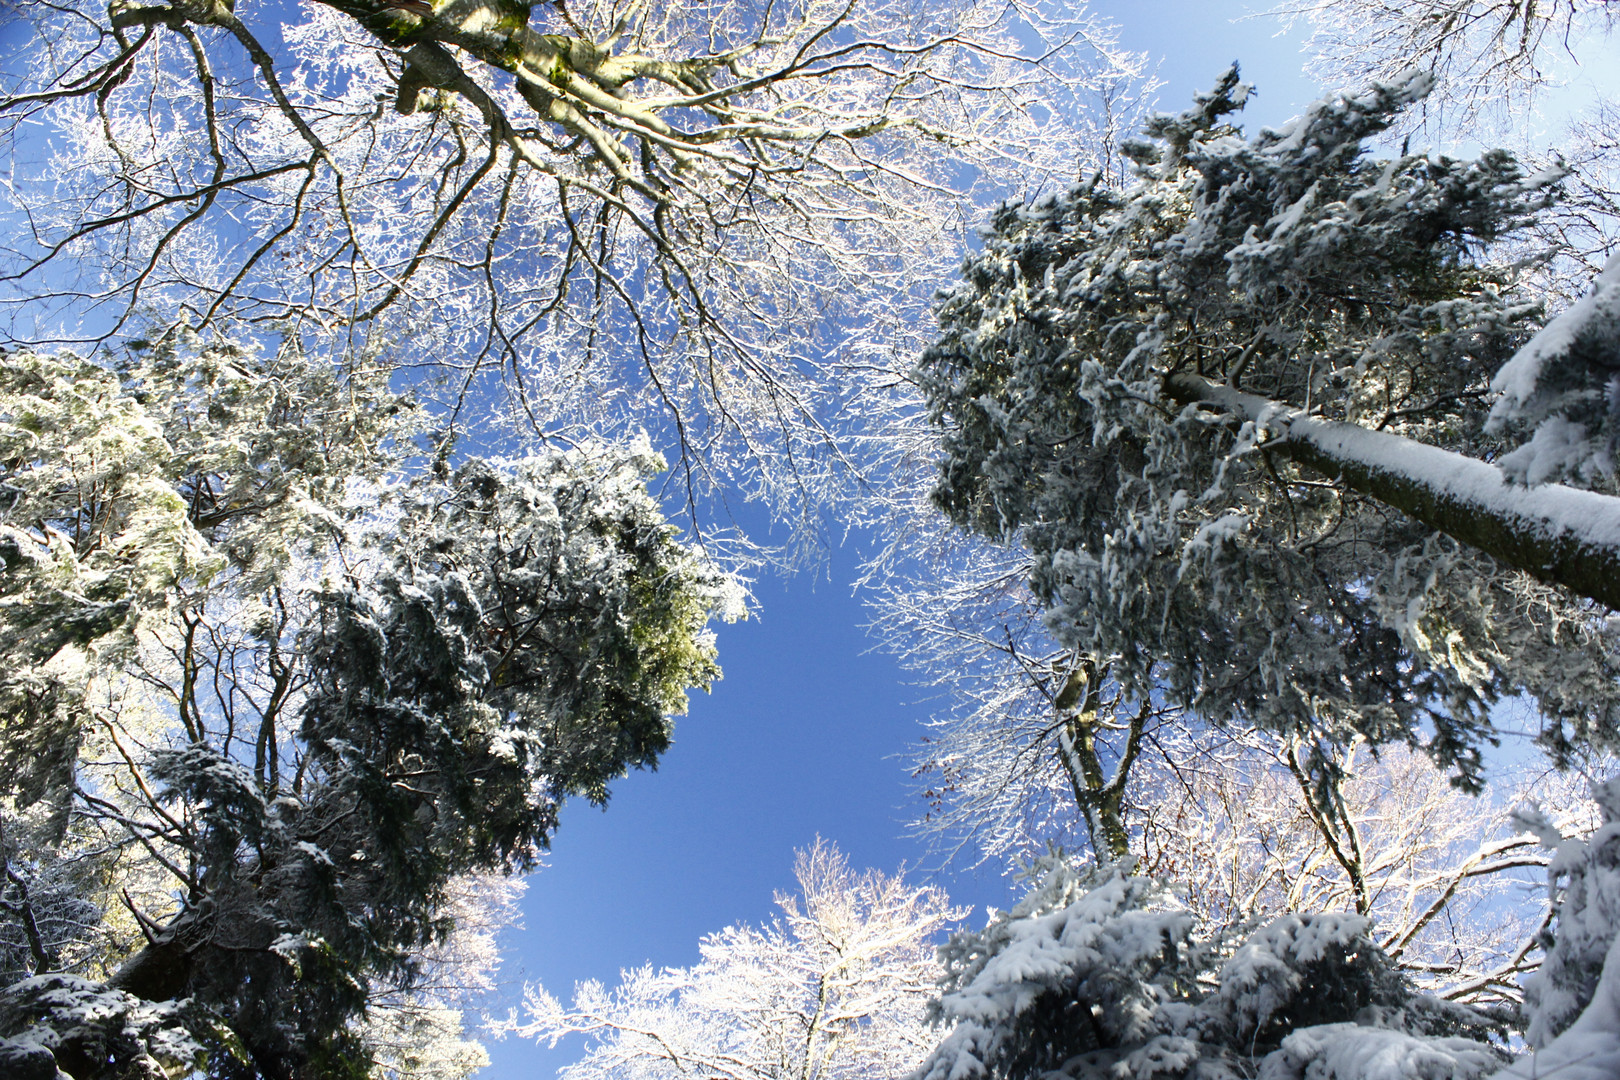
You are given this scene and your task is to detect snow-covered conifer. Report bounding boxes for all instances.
[1483,777,1620,1079]
[920,69,1620,783]
[0,333,741,1077]
[1489,253,1620,489]
[917,855,1508,1080]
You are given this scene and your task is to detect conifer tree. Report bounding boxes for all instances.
[920,69,1620,784]
[0,333,741,1078]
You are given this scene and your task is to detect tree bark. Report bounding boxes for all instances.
[1165,373,1620,611]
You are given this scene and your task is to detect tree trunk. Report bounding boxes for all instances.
[1165,373,1620,610]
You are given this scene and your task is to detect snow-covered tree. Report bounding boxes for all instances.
[0,332,741,1077]
[1273,0,1619,299]
[1272,0,1616,134]
[874,536,1144,866]
[1138,739,1604,1010]
[885,579,1589,1007]
[912,68,1620,1080]
[0,805,111,1001]
[360,873,527,1080]
[507,839,964,1080]
[919,68,1620,788]
[0,0,1150,534]
[1497,776,1620,1079]
[865,469,1587,1011]
[915,854,1509,1080]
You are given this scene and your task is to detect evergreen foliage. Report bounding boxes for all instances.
[0,334,740,1078]
[916,856,1508,1080]
[919,68,1620,782]
[1491,777,1620,1078]
[1489,252,1620,488]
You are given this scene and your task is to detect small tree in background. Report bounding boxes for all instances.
[508,839,964,1080]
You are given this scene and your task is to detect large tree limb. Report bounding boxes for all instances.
[1166,372,1620,611]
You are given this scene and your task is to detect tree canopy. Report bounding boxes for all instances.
[0,0,1148,529]
[919,68,1620,785]
[2,0,1620,1076]
[0,333,740,1077]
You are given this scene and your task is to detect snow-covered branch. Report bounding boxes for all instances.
[0,0,1151,534]
[505,839,963,1080]
[1164,371,1620,610]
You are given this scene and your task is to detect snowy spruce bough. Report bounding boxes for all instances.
[918,854,1506,1080]
[912,785,1620,1080]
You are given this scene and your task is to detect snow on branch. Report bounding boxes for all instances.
[1166,372,1620,610]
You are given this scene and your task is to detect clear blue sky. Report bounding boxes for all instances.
[480,7,1323,1077]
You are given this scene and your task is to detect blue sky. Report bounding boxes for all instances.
[479,7,1326,1077]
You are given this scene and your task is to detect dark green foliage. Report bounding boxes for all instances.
[920,68,1620,783]
[0,336,738,1078]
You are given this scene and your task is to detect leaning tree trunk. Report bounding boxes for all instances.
[1165,373,1620,611]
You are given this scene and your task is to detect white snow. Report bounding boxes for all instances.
[1178,512,1250,579]
[1497,417,1609,487]
[1269,182,1320,238]
[1489,251,1620,425]
[1260,1024,1501,1080]
[1218,913,1371,1033]
[1490,934,1620,1080]
[1169,373,1620,598]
